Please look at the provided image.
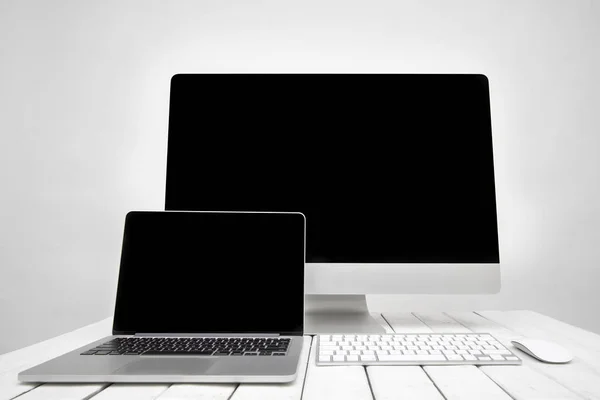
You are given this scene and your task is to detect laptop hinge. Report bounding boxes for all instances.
[134,333,281,337]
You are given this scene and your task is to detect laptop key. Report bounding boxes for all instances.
[143,350,214,356]
[81,351,96,355]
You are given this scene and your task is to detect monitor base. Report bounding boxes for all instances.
[304,295,386,334]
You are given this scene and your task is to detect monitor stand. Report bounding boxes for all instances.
[304,295,386,334]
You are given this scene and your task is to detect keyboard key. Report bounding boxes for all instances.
[333,355,345,362]
[378,355,447,362]
[482,349,511,355]
[144,350,214,356]
[81,351,96,355]
[360,355,377,362]
[320,341,337,346]
[319,355,331,362]
[347,355,359,362]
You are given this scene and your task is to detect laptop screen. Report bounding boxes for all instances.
[113,211,305,335]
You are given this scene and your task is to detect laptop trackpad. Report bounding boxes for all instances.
[115,358,218,375]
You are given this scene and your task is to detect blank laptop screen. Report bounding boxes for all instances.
[113,211,305,335]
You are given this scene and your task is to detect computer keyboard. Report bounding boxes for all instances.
[81,337,290,356]
[317,333,521,365]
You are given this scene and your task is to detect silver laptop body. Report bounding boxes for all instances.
[19,211,306,383]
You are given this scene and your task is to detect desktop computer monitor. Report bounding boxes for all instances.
[164,73,500,333]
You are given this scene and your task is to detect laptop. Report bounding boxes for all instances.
[19,211,306,383]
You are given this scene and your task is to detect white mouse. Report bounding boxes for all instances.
[511,338,573,364]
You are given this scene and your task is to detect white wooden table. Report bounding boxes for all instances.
[2,310,600,400]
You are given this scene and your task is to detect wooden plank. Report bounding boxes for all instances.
[370,313,394,334]
[0,318,112,375]
[425,366,512,400]
[90,383,170,399]
[479,310,600,374]
[381,312,433,333]
[443,311,521,342]
[367,313,446,399]
[0,376,38,400]
[448,311,600,400]
[429,311,583,400]
[479,365,582,400]
[0,319,111,400]
[413,312,472,333]
[11,383,107,400]
[512,311,600,348]
[368,366,444,400]
[301,334,373,400]
[229,336,312,400]
[155,383,237,400]
[413,312,514,400]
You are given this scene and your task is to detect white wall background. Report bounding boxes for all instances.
[1,0,599,355]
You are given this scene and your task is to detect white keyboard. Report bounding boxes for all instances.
[317,333,522,366]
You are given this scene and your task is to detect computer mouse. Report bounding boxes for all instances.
[511,338,573,363]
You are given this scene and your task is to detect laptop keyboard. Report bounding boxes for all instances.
[80,337,290,356]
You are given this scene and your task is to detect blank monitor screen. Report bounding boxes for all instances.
[165,74,499,264]
[113,211,305,334]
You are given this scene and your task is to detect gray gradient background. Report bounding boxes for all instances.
[1,0,599,355]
